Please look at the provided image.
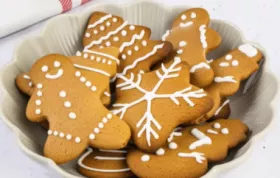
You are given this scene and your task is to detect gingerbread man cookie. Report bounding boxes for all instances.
[83,11,172,76]
[78,148,134,178]
[127,119,248,178]
[26,54,131,164]
[162,8,221,88]
[111,57,213,152]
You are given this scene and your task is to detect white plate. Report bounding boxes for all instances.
[0,0,279,177]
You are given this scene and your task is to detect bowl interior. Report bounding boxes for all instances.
[0,1,277,177]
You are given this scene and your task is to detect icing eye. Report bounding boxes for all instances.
[181,14,187,20]
[129,25,135,30]
[41,65,48,72]
[121,30,127,36]
[191,12,196,19]
[113,17,118,22]
[54,61,60,67]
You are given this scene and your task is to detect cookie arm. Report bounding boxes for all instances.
[26,89,45,122]
[206,28,222,51]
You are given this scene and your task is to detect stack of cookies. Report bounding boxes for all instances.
[15,8,263,178]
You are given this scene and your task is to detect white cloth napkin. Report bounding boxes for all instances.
[0,0,91,38]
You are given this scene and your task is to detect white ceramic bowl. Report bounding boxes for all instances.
[0,0,279,177]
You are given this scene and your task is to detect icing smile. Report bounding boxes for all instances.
[45,69,63,79]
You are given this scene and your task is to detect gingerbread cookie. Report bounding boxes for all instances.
[189,44,262,124]
[83,11,172,76]
[111,57,213,152]
[162,8,221,88]
[210,98,230,120]
[78,148,134,178]
[16,73,34,96]
[25,54,131,164]
[127,119,248,178]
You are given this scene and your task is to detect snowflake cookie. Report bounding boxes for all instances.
[111,57,213,152]
[25,54,131,164]
[127,119,248,178]
[162,8,222,88]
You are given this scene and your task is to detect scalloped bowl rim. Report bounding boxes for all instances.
[0,0,279,177]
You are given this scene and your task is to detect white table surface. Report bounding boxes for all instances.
[0,0,279,177]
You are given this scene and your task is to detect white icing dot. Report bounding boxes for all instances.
[127,50,132,55]
[86,81,92,87]
[181,14,187,20]
[83,53,88,58]
[191,12,196,18]
[107,113,113,119]
[121,30,127,36]
[225,54,233,60]
[91,86,97,91]
[47,130,52,135]
[59,90,66,97]
[76,51,82,56]
[113,17,118,22]
[99,46,104,49]
[94,30,98,34]
[41,65,48,72]
[105,41,111,47]
[66,134,72,140]
[89,134,95,140]
[75,71,81,77]
[97,57,101,62]
[141,155,150,162]
[156,148,165,155]
[35,109,41,115]
[221,128,229,134]
[102,59,106,63]
[94,128,100,134]
[69,112,76,119]
[90,56,95,60]
[98,123,104,128]
[28,82,33,87]
[100,25,105,31]
[64,101,71,108]
[169,142,178,149]
[134,46,139,51]
[102,117,108,123]
[54,61,61,67]
[59,132,65,138]
[53,131,58,136]
[75,137,81,143]
[113,36,119,41]
[179,41,187,47]
[37,91,42,97]
[177,49,183,54]
[142,40,147,46]
[80,77,86,82]
[106,21,111,27]
[37,84,43,89]
[214,123,221,129]
[122,54,126,60]
[107,61,112,65]
[85,32,90,37]
[35,100,41,106]
[129,25,135,30]
[232,60,239,66]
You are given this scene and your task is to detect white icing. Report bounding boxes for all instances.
[94,30,98,34]
[80,77,86,82]
[88,14,112,29]
[75,137,81,143]
[162,30,171,41]
[177,49,183,54]
[214,76,237,83]
[142,40,147,46]
[59,132,64,138]
[168,127,182,142]
[83,49,120,65]
[105,41,111,47]
[47,130,52,135]
[141,155,150,162]
[35,100,41,106]
[106,21,111,27]
[102,117,108,123]
[59,91,66,98]
[89,134,95,140]
[84,21,128,50]
[37,91,42,96]
[35,109,41,115]
[75,71,81,77]
[190,62,210,73]
[91,86,97,91]
[178,152,205,163]
[121,54,126,60]
[156,148,165,155]
[214,99,230,116]
[119,30,145,52]
[112,17,118,22]
[64,101,71,108]
[98,123,104,128]
[99,149,127,153]
[134,46,139,51]
[37,83,43,89]
[53,131,58,136]
[107,61,112,65]
[189,128,212,150]
[191,12,196,18]
[225,54,232,60]
[94,128,100,133]
[127,50,132,55]
[221,128,229,134]
[45,69,63,79]
[23,75,30,79]
[104,91,111,97]
[219,62,230,67]
[86,81,92,87]
[232,60,239,66]
[169,142,178,149]
[238,44,258,57]
[100,26,105,31]
[180,21,194,28]
[78,148,130,173]
[181,14,187,20]
[213,123,221,129]
[85,33,90,38]
[41,65,48,72]
[107,113,112,119]
[121,30,127,36]
[69,112,76,119]
[28,82,33,87]
[113,36,119,41]
[207,129,218,134]
[74,64,111,77]
[129,25,135,30]
[76,51,82,56]
[54,61,60,67]
[94,156,126,160]
[179,41,187,47]
[199,25,207,49]
[66,134,72,140]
